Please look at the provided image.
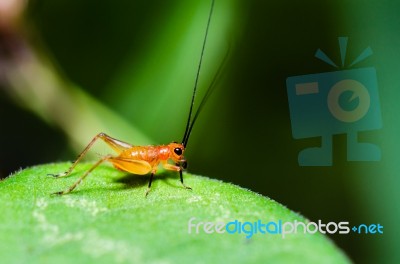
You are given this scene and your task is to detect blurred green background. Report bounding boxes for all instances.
[0,0,398,263]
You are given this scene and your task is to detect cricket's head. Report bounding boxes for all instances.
[168,142,187,169]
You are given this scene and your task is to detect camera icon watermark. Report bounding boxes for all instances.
[286,37,382,166]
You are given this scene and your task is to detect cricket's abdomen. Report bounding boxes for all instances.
[121,145,170,166]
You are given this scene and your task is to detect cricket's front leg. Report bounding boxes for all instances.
[162,162,192,190]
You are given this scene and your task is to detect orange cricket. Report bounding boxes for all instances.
[51,133,189,196]
[50,0,221,196]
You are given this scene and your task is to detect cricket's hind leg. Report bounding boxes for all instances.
[52,154,113,195]
[49,132,133,178]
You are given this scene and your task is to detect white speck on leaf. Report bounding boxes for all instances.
[32,198,143,263]
[81,230,142,263]
[63,196,107,216]
[187,195,202,203]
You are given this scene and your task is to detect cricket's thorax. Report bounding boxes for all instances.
[125,145,170,164]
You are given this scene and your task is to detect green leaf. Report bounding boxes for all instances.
[0,164,351,264]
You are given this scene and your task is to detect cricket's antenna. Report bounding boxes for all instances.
[184,48,229,147]
[182,0,215,147]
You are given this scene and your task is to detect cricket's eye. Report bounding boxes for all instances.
[174,148,183,156]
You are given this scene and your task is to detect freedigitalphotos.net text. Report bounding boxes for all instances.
[188,217,383,239]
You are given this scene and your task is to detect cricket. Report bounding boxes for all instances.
[50,0,222,196]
